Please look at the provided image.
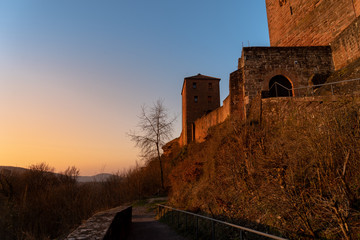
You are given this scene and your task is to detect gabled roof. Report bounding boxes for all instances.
[184,73,221,81]
[181,73,220,94]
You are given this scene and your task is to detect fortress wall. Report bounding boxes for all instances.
[266,0,360,47]
[331,16,360,70]
[241,47,333,100]
[193,96,230,143]
[229,68,246,120]
[261,95,360,127]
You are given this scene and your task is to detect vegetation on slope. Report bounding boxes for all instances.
[1,96,359,240]
[168,97,360,240]
[0,158,170,239]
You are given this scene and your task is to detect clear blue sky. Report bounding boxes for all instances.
[0,0,270,175]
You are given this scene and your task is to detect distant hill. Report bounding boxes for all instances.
[77,173,114,183]
[0,166,114,182]
[0,166,28,174]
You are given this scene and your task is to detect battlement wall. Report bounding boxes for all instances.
[266,0,360,47]
[193,96,230,143]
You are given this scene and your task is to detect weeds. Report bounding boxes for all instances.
[169,97,360,239]
[0,153,175,239]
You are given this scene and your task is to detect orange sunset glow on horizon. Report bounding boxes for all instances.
[0,1,268,176]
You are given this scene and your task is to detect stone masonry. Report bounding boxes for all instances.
[180,74,221,146]
[239,47,334,103]
[178,0,360,146]
[266,0,360,47]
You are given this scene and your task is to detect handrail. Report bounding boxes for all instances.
[269,77,360,93]
[294,77,360,91]
[157,204,288,240]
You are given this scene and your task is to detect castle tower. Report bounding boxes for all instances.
[265,0,360,47]
[181,74,220,145]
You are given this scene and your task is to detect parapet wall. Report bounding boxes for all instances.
[193,96,230,143]
[266,0,360,47]
[66,206,132,240]
[261,95,360,125]
[331,16,360,70]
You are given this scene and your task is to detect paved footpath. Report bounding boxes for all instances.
[128,206,186,240]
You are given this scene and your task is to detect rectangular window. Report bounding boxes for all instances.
[208,83,212,89]
[208,96,212,103]
[193,82,197,89]
[194,96,198,103]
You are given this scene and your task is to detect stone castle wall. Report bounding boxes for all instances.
[331,16,360,70]
[240,46,333,100]
[266,0,360,47]
[178,1,360,147]
[193,96,230,143]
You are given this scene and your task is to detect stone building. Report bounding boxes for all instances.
[180,74,221,146]
[178,0,360,146]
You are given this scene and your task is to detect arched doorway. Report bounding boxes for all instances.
[269,75,293,97]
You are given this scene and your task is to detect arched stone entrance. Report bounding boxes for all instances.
[269,75,293,97]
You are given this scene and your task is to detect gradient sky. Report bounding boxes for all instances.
[0,1,270,176]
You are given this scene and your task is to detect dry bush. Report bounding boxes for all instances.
[169,97,360,239]
[0,160,168,239]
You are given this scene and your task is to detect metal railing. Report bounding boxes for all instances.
[267,77,360,98]
[157,204,288,240]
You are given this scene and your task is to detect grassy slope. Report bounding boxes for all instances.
[167,97,360,240]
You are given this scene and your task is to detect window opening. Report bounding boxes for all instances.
[208,83,212,89]
[279,0,287,7]
[192,123,196,141]
[208,96,212,103]
[194,96,198,103]
[193,82,197,89]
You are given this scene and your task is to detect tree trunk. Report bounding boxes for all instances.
[156,143,164,190]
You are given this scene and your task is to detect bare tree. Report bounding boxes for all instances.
[128,99,176,190]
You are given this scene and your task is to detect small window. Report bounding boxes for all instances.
[194,96,198,103]
[208,96,212,103]
[279,0,287,7]
[193,82,197,89]
[208,83,212,89]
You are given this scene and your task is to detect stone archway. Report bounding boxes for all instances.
[269,75,293,97]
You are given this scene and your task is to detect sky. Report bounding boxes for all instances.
[0,0,270,176]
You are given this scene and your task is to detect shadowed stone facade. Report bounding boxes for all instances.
[180,74,221,146]
[239,46,334,103]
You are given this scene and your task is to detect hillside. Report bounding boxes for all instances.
[0,166,113,183]
[166,95,360,240]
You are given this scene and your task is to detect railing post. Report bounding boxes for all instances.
[331,84,334,95]
[178,211,180,228]
[156,204,288,240]
[239,230,246,240]
[212,221,215,240]
[196,217,199,240]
